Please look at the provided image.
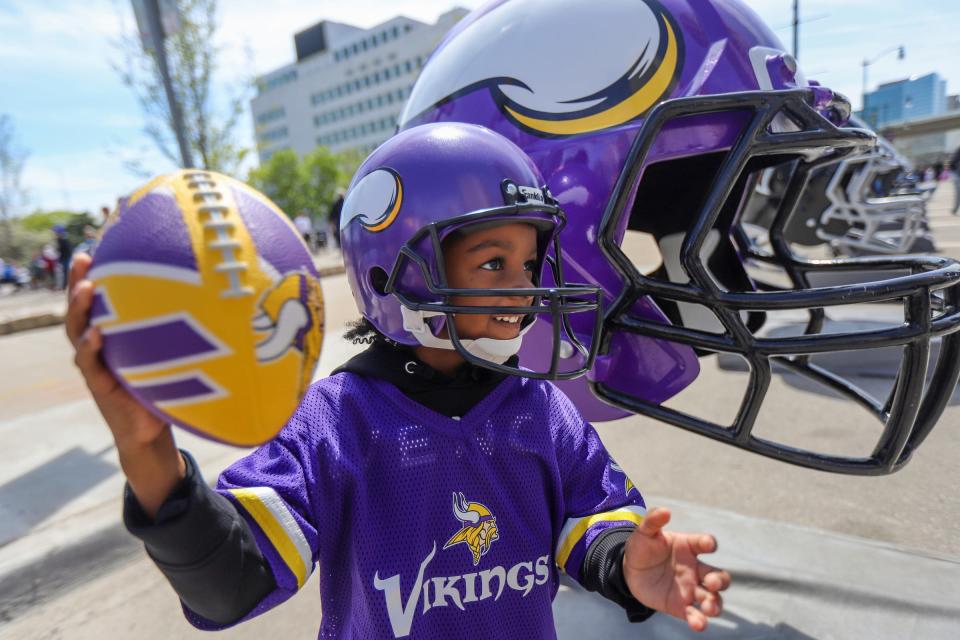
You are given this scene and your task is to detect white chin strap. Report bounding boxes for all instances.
[400,306,534,365]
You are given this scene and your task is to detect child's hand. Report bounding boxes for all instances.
[67,253,184,517]
[622,507,731,632]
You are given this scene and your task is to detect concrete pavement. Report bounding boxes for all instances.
[2,186,960,637]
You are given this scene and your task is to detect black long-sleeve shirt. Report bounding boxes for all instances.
[124,341,653,625]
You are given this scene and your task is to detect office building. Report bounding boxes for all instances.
[861,73,946,129]
[251,9,467,161]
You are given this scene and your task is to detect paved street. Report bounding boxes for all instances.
[1,185,959,638]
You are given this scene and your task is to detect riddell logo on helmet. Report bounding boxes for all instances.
[372,493,550,637]
[517,185,545,203]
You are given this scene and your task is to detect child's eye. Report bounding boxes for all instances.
[480,258,503,271]
[524,260,537,272]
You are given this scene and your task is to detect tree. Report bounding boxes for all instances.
[115,0,250,175]
[0,114,28,258]
[247,147,360,221]
[247,149,306,218]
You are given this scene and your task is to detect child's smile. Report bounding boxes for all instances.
[442,222,539,341]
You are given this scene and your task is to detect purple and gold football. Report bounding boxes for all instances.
[89,170,324,446]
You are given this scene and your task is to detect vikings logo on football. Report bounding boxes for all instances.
[89,170,324,446]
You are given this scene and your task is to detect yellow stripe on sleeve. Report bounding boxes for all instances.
[555,505,646,572]
[229,487,313,588]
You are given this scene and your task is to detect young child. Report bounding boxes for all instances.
[66,123,729,638]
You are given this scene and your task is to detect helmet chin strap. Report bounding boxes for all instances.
[400,306,534,365]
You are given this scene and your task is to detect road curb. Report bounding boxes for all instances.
[0,265,346,337]
[0,312,66,336]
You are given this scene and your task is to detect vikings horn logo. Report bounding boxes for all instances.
[443,492,500,566]
[340,168,403,233]
[399,0,683,136]
[253,270,324,396]
[609,460,636,495]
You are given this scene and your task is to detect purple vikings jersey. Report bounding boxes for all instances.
[186,373,645,639]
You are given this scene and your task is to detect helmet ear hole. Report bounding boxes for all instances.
[369,267,389,295]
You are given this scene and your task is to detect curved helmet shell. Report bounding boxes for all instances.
[400,0,960,474]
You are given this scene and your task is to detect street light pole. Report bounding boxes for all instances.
[136,0,194,168]
[792,0,799,60]
[861,45,905,128]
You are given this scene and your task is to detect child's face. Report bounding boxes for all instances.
[441,222,538,341]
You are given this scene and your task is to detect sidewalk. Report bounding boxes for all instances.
[2,492,957,639]
[0,316,369,625]
[3,188,959,637]
[0,250,346,336]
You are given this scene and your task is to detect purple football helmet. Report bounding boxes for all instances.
[341,122,602,379]
[398,0,960,474]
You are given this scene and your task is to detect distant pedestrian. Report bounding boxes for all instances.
[328,189,344,249]
[40,244,58,289]
[294,210,313,249]
[0,259,28,292]
[950,147,960,215]
[53,225,73,289]
[74,225,99,260]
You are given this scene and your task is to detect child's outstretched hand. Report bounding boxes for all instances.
[622,507,731,632]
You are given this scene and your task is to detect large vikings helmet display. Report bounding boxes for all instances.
[399,0,960,474]
[90,170,325,446]
[742,116,930,257]
[340,122,602,378]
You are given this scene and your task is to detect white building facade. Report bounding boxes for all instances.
[251,9,467,162]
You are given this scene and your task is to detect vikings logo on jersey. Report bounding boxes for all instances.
[443,492,500,566]
[89,170,324,446]
[399,0,683,136]
[609,460,636,495]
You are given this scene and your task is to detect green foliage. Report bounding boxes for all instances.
[0,210,98,262]
[18,210,77,233]
[247,149,306,218]
[247,146,358,220]
[1,223,48,263]
[115,0,252,175]
[1,114,29,257]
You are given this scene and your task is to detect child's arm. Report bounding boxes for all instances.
[622,507,731,632]
[66,254,185,516]
[123,449,278,625]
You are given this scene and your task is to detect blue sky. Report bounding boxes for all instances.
[2,0,959,216]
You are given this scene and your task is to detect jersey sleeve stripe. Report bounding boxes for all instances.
[228,487,313,588]
[555,505,646,571]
